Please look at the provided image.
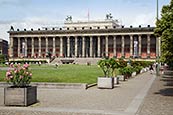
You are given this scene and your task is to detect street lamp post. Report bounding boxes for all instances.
[156,0,160,76]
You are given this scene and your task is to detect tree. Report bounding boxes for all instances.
[155,0,173,67]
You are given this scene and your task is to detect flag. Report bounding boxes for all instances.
[87,9,90,21]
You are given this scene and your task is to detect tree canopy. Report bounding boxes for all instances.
[155,0,173,67]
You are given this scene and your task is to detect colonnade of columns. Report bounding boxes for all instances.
[9,34,157,59]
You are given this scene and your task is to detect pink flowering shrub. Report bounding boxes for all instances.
[5,63,32,87]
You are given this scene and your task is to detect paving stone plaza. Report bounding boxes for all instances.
[0,71,172,115]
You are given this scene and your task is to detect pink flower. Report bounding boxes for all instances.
[6,71,11,77]
[22,67,26,70]
[29,73,32,76]
[10,63,14,68]
[23,64,29,69]
[14,69,18,73]
[17,63,21,68]
[20,75,23,79]
[5,64,32,87]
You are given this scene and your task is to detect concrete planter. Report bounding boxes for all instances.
[146,67,149,71]
[97,77,114,89]
[117,75,125,81]
[132,72,137,77]
[114,77,119,84]
[144,68,147,72]
[4,86,37,106]
[140,69,144,73]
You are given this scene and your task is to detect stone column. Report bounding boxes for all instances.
[38,37,41,57]
[105,36,108,57]
[18,37,20,57]
[130,35,133,57]
[31,37,34,57]
[90,36,93,57]
[138,35,142,58]
[67,36,70,57]
[121,35,124,57]
[60,37,63,57]
[53,37,56,57]
[24,38,27,57]
[46,37,48,54]
[147,35,150,57]
[75,36,78,57]
[82,36,85,57]
[97,36,100,57]
[9,37,13,58]
[113,36,116,57]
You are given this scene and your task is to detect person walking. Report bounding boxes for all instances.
[149,64,154,74]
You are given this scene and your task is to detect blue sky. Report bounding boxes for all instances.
[0,0,170,41]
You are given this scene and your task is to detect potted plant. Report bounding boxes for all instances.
[109,58,119,84]
[119,66,133,79]
[117,58,127,81]
[97,58,119,89]
[4,63,37,106]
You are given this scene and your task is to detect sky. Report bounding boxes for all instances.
[0,0,170,41]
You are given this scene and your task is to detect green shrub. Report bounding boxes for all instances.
[119,66,133,78]
[0,54,5,64]
[98,58,111,77]
[118,58,127,68]
[98,58,119,77]
[9,60,47,64]
[131,61,154,68]
[134,66,143,74]
[5,64,32,87]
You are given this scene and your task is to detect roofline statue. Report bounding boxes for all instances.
[106,13,113,20]
[10,26,14,31]
[65,15,72,22]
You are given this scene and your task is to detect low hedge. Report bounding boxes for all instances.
[9,60,48,64]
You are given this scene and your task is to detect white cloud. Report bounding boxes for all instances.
[0,24,9,41]
[131,13,156,27]
[0,12,157,42]
[119,12,156,27]
[0,0,29,6]
[0,17,64,41]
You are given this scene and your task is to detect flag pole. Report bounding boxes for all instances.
[88,9,90,22]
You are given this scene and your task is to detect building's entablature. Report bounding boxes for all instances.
[8,27,155,37]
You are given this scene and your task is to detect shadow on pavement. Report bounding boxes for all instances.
[154,74,173,96]
[154,88,173,96]
[160,78,173,86]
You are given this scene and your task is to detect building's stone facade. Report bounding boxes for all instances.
[0,38,8,57]
[8,20,159,61]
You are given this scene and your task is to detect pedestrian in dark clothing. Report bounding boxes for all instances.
[149,65,154,74]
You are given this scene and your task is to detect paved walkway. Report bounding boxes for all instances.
[137,73,173,115]
[0,72,157,115]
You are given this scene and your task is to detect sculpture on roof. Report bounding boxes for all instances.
[106,13,113,20]
[65,15,72,21]
[10,26,14,31]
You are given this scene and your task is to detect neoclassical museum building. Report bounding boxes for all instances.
[8,17,160,63]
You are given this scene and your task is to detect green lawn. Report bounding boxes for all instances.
[0,64,103,84]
